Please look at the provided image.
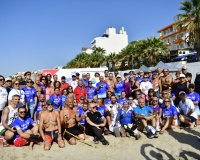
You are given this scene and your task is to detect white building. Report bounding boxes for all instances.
[83,27,128,56]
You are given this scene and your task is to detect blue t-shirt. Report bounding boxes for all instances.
[76,106,87,125]
[115,81,124,95]
[81,79,89,87]
[97,105,107,116]
[96,82,109,98]
[186,92,200,102]
[35,102,43,121]
[39,82,45,94]
[148,77,152,82]
[134,106,152,116]
[22,87,37,104]
[86,86,96,101]
[117,98,128,106]
[117,108,134,125]
[104,98,111,106]
[162,105,178,117]
[135,77,143,84]
[49,94,62,110]
[61,95,68,109]
[12,117,34,140]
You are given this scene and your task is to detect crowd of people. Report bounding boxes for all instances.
[0,66,200,150]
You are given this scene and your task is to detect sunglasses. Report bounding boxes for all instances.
[0,79,4,81]
[15,83,20,85]
[47,104,53,106]
[164,101,170,102]
[68,88,72,90]
[89,83,92,84]
[20,111,26,114]
[152,100,158,102]
[42,79,46,80]
[27,81,32,83]
[91,106,96,109]
[189,87,194,89]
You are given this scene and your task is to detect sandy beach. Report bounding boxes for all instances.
[1,126,200,160]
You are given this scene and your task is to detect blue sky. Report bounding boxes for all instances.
[0,0,182,77]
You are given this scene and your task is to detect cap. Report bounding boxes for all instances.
[189,83,195,88]
[5,77,12,81]
[72,74,76,77]
[117,75,121,78]
[180,74,185,78]
[76,72,80,76]
[61,76,66,79]
[46,100,53,105]
[80,96,84,100]
[179,91,186,95]
[182,66,187,70]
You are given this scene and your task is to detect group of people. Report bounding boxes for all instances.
[0,66,199,150]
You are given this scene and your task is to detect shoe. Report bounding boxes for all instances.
[156,127,160,132]
[101,139,109,145]
[154,132,159,138]
[147,132,154,139]
[135,134,141,140]
[93,137,99,144]
[104,130,111,135]
[113,126,120,137]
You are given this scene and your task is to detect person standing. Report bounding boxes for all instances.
[181,66,192,83]
[4,77,13,94]
[22,80,37,118]
[8,80,25,108]
[96,76,109,99]
[86,81,96,103]
[74,80,87,103]
[0,75,8,122]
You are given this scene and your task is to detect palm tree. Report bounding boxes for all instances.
[175,0,200,60]
[90,47,106,67]
[105,53,118,71]
[142,37,169,66]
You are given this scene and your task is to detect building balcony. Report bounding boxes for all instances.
[166,43,171,46]
[173,37,186,44]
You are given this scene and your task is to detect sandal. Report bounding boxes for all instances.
[159,130,164,135]
[3,141,9,147]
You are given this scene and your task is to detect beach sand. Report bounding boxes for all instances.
[1,126,200,160]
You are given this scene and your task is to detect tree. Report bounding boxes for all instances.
[175,0,200,60]
[105,53,118,71]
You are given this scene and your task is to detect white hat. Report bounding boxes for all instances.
[117,75,121,78]
[180,74,185,78]
[179,91,186,95]
[5,77,12,81]
[182,66,187,70]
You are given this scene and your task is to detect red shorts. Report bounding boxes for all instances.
[14,136,29,147]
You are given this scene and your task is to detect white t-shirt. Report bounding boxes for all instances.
[179,98,197,119]
[0,87,8,110]
[8,88,25,107]
[69,80,77,91]
[140,81,153,95]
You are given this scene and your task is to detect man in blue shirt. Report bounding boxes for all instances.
[134,98,158,139]
[96,76,109,99]
[114,75,124,98]
[116,101,141,139]
[49,87,62,110]
[86,81,96,102]
[117,91,128,106]
[12,106,39,150]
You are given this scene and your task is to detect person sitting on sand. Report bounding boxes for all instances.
[85,103,109,145]
[134,98,158,139]
[39,100,65,150]
[179,91,197,129]
[116,101,141,140]
[60,97,85,145]
[0,95,19,147]
[160,98,178,134]
[12,106,39,150]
